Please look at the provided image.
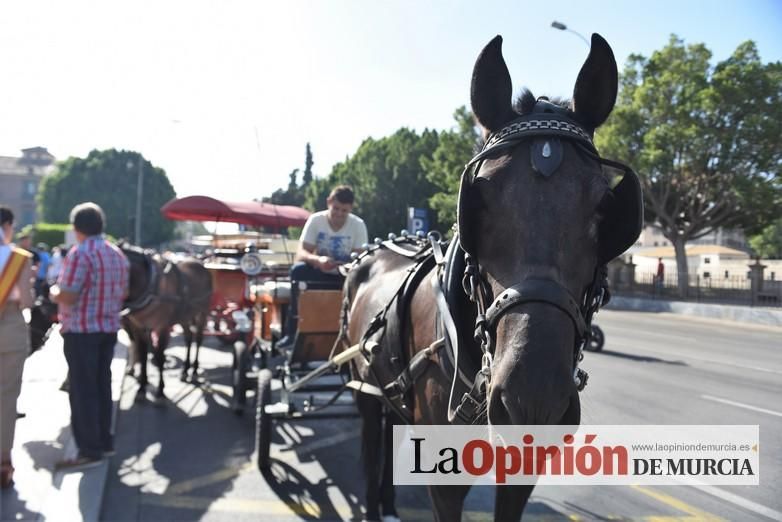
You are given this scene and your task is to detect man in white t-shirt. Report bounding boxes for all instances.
[277,185,368,349]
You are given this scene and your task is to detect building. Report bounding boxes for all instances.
[633,224,748,251]
[0,147,56,227]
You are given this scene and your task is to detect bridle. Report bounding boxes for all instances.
[456,101,617,399]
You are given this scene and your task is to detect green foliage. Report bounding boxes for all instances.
[315,128,441,238]
[597,36,782,241]
[597,36,782,292]
[423,106,481,230]
[303,143,314,186]
[265,143,315,208]
[18,223,70,248]
[37,149,176,246]
[749,218,782,259]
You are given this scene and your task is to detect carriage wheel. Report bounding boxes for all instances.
[232,341,251,413]
[589,325,605,352]
[255,368,274,471]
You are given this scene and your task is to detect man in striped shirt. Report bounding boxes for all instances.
[50,202,129,470]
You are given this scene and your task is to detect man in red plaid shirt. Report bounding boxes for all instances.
[50,202,129,470]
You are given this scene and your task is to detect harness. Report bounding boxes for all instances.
[345,100,642,426]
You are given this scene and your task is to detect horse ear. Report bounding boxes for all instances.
[572,33,618,130]
[471,35,515,134]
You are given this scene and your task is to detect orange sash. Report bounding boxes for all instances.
[0,248,32,308]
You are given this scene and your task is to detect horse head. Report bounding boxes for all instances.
[461,34,641,425]
[119,243,157,311]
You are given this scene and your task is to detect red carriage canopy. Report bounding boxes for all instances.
[160,196,311,229]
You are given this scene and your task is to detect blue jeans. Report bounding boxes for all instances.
[283,262,343,337]
[62,332,116,458]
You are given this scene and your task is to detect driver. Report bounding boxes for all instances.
[276,185,367,349]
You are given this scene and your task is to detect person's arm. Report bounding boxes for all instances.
[51,249,85,307]
[296,241,337,271]
[17,258,34,309]
[351,218,369,254]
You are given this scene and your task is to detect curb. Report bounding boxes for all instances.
[606,296,782,328]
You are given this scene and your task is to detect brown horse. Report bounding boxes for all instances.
[344,34,642,521]
[121,245,212,400]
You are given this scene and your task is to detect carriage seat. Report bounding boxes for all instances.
[252,280,292,301]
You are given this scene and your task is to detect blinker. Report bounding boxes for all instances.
[531,137,563,178]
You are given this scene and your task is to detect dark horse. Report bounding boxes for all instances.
[121,245,212,400]
[343,34,642,521]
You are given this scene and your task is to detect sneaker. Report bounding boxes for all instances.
[54,455,103,471]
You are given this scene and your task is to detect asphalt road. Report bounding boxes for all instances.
[101,310,782,521]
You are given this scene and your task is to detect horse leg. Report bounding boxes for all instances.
[356,392,383,521]
[494,485,533,521]
[427,484,471,522]
[181,325,193,382]
[135,333,149,402]
[154,328,171,400]
[380,410,401,521]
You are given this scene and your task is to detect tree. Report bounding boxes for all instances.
[749,218,782,259]
[423,106,482,231]
[597,36,782,296]
[37,149,176,246]
[265,144,315,207]
[303,142,314,186]
[308,128,441,237]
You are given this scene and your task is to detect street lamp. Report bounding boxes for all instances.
[551,20,590,48]
[126,157,144,245]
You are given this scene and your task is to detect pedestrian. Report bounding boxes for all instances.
[0,206,34,489]
[276,185,368,349]
[50,203,128,470]
[34,242,51,297]
[656,257,665,288]
[47,245,64,285]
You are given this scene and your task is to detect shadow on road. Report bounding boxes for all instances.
[597,349,687,366]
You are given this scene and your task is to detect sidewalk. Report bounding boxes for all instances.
[0,328,129,522]
[607,295,782,327]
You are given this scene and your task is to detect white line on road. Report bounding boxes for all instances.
[691,484,782,521]
[701,395,782,418]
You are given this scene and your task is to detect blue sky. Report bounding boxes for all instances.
[0,0,780,203]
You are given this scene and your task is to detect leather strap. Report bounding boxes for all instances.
[485,278,587,338]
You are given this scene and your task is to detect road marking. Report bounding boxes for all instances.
[166,463,252,496]
[142,493,324,517]
[701,395,782,418]
[278,430,360,456]
[143,494,500,520]
[632,485,723,521]
[690,485,782,521]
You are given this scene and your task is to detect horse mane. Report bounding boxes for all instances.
[513,88,572,116]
